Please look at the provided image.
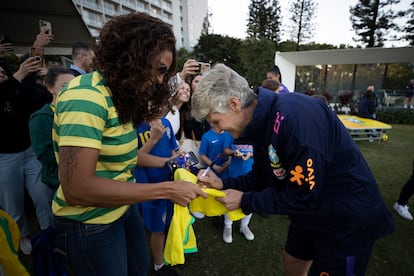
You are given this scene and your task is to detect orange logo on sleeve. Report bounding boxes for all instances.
[290,165,304,185]
[305,158,316,190]
[289,158,316,190]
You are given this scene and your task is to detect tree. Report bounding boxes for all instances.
[239,38,277,87]
[176,47,193,71]
[350,0,404,47]
[246,0,282,44]
[193,34,243,73]
[201,11,212,36]
[287,0,318,51]
[405,1,414,46]
[382,63,414,89]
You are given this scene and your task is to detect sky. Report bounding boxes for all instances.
[208,0,410,47]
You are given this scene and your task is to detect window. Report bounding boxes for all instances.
[103,1,118,15]
[82,0,100,10]
[83,10,102,27]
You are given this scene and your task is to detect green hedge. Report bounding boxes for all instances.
[376,110,414,125]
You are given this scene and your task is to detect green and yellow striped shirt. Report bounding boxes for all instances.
[52,71,137,224]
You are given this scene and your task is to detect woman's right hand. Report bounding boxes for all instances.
[179,59,199,79]
[197,169,223,190]
[169,180,207,206]
[12,57,42,82]
[0,42,13,55]
[33,29,54,48]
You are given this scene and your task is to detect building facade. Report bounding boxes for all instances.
[72,0,208,49]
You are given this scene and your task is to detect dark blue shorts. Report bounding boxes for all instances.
[285,221,376,276]
[140,199,173,233]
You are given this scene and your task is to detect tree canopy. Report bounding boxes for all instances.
[246,0,282,44]
[350,0,405,47]
[287,0,318,51]
[177,0,413,98]
[405,1,414,46]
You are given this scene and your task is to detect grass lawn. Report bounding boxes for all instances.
[173,124,414,276]
[21,125,414,275]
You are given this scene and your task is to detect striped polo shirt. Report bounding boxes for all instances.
[52,71,137,224]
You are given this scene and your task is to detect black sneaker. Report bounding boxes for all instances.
[154,265,179,276]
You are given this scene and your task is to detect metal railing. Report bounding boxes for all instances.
[378,89,407,107]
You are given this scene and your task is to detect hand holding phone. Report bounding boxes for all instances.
[167,151,199,172]
[0,35,13,53]
[181,59,199,77]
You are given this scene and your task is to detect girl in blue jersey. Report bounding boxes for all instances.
[135,118,181,275]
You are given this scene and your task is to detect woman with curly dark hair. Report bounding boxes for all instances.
[52,12,206,276]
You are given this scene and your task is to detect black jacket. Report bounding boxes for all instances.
[0,73,51,153]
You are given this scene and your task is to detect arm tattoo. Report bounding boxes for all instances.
[60,147,82,181]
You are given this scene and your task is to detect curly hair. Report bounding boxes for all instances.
[93,12,177,127]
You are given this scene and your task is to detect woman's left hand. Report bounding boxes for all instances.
[215,189,243,211]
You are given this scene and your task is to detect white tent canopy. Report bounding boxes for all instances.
[275,47,414,92]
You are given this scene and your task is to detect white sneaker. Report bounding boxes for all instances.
[404,104,408,108]
[191,211,205,219]
[240,226,255,241]
[223,227,233,243]
[20,236,32,255]
[410,105,414,109]
[393,202,413,220]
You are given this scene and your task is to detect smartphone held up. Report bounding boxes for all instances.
[39,20,52,35]
[197,62,210,74]
[30,47,45,67]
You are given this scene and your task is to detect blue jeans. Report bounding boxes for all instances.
[0,147,53,237]
[53,204,149,276]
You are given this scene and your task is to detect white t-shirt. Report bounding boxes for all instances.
[165,105,180,135]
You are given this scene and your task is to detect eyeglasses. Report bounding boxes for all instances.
[157,65,169,76]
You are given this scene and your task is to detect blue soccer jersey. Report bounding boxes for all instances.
[135,118,178,183]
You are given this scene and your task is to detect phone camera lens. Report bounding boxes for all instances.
[34,56,41,61]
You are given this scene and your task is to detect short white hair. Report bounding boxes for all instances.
[191,63,256,120]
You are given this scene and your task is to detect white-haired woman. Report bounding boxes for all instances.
[194,63,395,276]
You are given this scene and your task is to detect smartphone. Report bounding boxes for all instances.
[30,47,45,66]
[197,62,211,74]
[167,151,199,171]
[39,20,52,35]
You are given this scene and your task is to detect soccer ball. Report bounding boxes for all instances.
[381,133,389,142]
